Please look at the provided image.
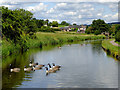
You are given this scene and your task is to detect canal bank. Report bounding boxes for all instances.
[2,32,106,58]
[102,39,120,60]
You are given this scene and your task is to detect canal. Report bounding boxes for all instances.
[2,40,118,88]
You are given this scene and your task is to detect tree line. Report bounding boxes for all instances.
[85,19,120,42]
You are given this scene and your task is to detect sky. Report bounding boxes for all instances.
[0,0,119,25]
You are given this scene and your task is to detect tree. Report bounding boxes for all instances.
[90,19,110,34]
[115,24,120,34]
[73,23,76,25]
[115,31,120,42]
[85,26,93,34]
[52,21,58,27]
[61,21,66,25]
[61,21,70,26]
[2,6,37,43]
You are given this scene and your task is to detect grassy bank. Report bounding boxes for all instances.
[2,32,105,58]
[102,39,120,60]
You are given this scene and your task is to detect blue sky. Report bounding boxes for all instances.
[0,1,118,25]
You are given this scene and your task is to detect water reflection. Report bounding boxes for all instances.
[2,40,118,88]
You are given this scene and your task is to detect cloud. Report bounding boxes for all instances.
[103,13,118,23]
[26,3,47,12]
[0,2,118,24]
[0,0,119,3]
[49,19,60,23]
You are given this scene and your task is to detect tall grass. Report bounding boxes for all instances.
[2,32,105,58]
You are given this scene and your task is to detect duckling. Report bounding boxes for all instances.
[36,63,45,68]
[33,65,42,70]
[29,61,37,67]
[24,66,34,72]
[9,64,20,72]
[47,63,52,70]
[52,63,61,69]
[45,67,56,74]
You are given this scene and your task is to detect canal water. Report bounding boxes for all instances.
[2,40,118,88]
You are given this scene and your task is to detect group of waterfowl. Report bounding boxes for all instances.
[9,61,61,75]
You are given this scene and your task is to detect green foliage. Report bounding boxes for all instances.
[52,28,61,31]
[73,23,76,25]
[112,33,115,36]
[115,24,120,34]
[94,30,101,35]
[2,6,37,44]
[61,21,70,26]
[85,26,93,34]
[89,19,110,35]
[115,31,120,42]
[39,26,54,32]
[102,39,120,59]
[33,18,44,28]
[52,21,58,27]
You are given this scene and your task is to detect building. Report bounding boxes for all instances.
[59,25,86,33]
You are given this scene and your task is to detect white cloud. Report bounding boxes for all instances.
[97,13,102,16]
[78,15,82,18]
[56,3,67,7]
[26,3,47,12]
[49,19,60,23]
[103,14,111,18]
[90,8,94,11]
[80,9,87,12]
[0,2,118,25]
[46,8,54,13]
[83,4,92,8]
[64,11,76,15]
[103,13,118,23]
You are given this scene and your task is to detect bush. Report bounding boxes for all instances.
[39,26,54,32]
[115,31,120,42]
[112,33,115,36]
[52,28,61,31]
[94,30,101,35]
[85,29,91,34]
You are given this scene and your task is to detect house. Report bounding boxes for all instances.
[59,26,70,32]
[60,25,86,33]
[77,25,86,33]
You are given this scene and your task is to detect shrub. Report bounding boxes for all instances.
[94,30,101,35]
[112,33,115,36]
[115,31,120,42]
[39,26,54,32]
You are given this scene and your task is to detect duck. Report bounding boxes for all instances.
[36,63,45,68]
[32,65,42,70]
[47,63,53,70]
[45,67,56,74]
[29,61,38,67]
[58,46,61,49]
[52,63,61,69]
[48,63,59,71]
[24,66,34,72]
[9,64,20,72]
